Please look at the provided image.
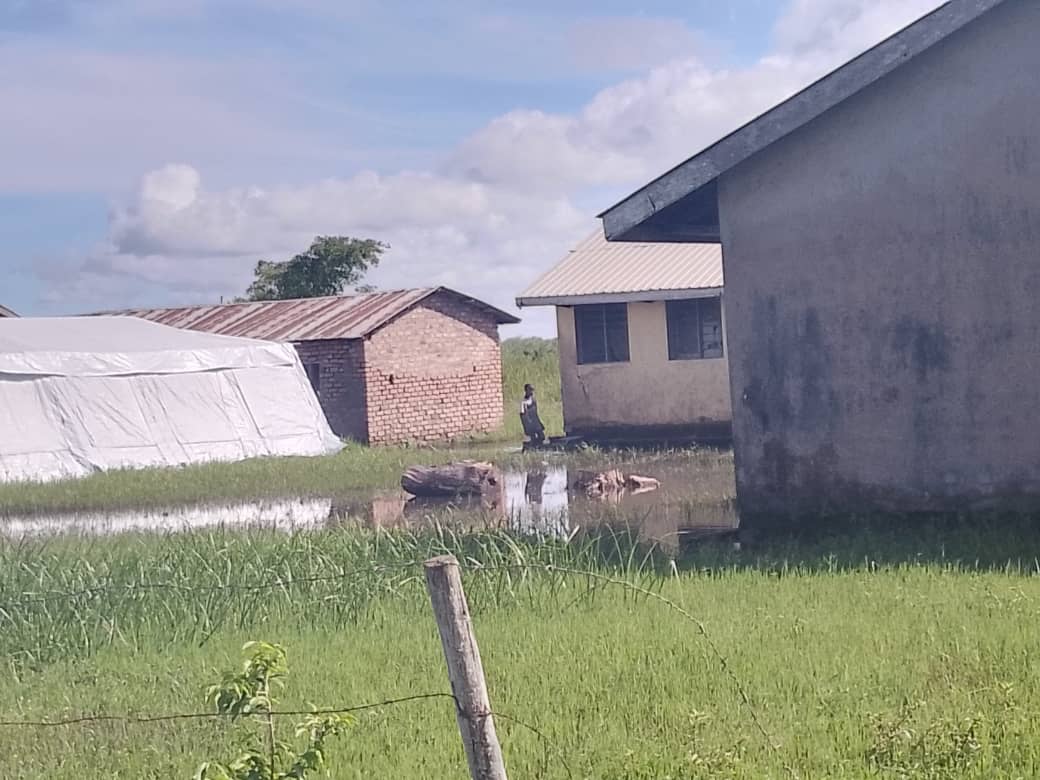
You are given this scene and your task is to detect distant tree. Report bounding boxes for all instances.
[243,236,387,301]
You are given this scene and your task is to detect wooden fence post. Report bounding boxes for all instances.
[424,555,508,780]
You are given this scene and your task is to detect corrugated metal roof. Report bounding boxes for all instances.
[517,230,723,307]
[97,287,519,342]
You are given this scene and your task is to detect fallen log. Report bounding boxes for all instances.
[625,475,661,492]
[401,461,501,498]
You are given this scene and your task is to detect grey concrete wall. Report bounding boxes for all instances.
[718,0,1040,523]
[556,301,731,441]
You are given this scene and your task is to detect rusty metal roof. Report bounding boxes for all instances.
[97,287,519,342]
[516,230,723,307]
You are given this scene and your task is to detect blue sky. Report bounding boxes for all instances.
[1,0,941,334]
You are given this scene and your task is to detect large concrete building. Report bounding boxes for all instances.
[517,230,730,444]
[600,0,1040,524]
[104,288,519,445]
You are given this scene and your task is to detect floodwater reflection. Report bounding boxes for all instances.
[1,457,738,549]
[0,497,334,538]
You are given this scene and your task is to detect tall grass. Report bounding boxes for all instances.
[5,519,1040,777]
[0,524,665,666]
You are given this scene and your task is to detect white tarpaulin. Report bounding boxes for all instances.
[0,316,343,483]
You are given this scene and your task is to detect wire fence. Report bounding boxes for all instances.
[0,692,571,779]
[0,558,796,780]
[0,693,457,728]
[0,559,426,611]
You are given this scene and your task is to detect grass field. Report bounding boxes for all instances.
[4,519,1040,778]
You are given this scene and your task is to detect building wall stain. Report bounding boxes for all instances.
[715,0,1040,527]
[890,317,951,383]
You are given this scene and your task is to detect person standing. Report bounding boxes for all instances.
[520,383,546,446]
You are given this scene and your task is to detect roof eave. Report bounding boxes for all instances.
[599,0,1007,243]
[517,287,724,308]
[429,287,521,325]
[88,287,519,339]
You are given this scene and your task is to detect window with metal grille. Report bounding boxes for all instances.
[574,303,630,365]
[666,297,724,360]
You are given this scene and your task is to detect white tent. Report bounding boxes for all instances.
[0,316,342,484]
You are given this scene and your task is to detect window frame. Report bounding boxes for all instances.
[573,303,630,366]
[665,296,724,361]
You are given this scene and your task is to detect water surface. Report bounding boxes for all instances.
[0,455,737,548]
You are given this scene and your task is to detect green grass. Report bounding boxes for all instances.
[0,443,711,516]
[0,442,495,514]
[4,519,1040,778]
[0,337,566,515]
[500,336,562,440]
[6,337,1040,777]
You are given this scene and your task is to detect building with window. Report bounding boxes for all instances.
[598,0,1040,524]
[99,288,519,445]
[517,230,730,444]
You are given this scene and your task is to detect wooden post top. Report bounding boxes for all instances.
[424,555,460,569]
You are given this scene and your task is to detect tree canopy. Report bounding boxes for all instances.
[243,236,387,301]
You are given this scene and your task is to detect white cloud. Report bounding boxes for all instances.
[50,164,587,335]
[41,0,946,336]
[774,0,943,58]
[567,17,708,73]
[0,40,388,193]
[444,0,945,197]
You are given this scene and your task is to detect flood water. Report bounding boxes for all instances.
[0,455,738,550]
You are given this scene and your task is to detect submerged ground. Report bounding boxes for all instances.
[3,340,1040,778]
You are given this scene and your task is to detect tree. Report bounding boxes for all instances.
[243,236,387,301]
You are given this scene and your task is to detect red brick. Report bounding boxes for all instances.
[291,291,506,445]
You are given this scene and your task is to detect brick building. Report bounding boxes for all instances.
[105,288,519,444]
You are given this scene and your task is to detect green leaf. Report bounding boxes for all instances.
[243,236,387,301]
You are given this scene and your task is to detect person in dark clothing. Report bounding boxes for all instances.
[519,383,545,446]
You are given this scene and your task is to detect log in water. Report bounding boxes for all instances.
[401,462,502,498]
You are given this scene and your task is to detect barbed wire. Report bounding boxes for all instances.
[505,562,800,780]
[493,710,573,780]
[0,692,456,728]
[0,559,425,611]
[0,691,572,778]
[0,557,793,777]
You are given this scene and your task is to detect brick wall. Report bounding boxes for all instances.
[362,291,505,444]
[293,339,368,441]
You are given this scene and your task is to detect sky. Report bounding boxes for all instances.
[1,0,946,336]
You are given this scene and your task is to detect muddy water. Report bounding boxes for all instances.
[0,456,737,549]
